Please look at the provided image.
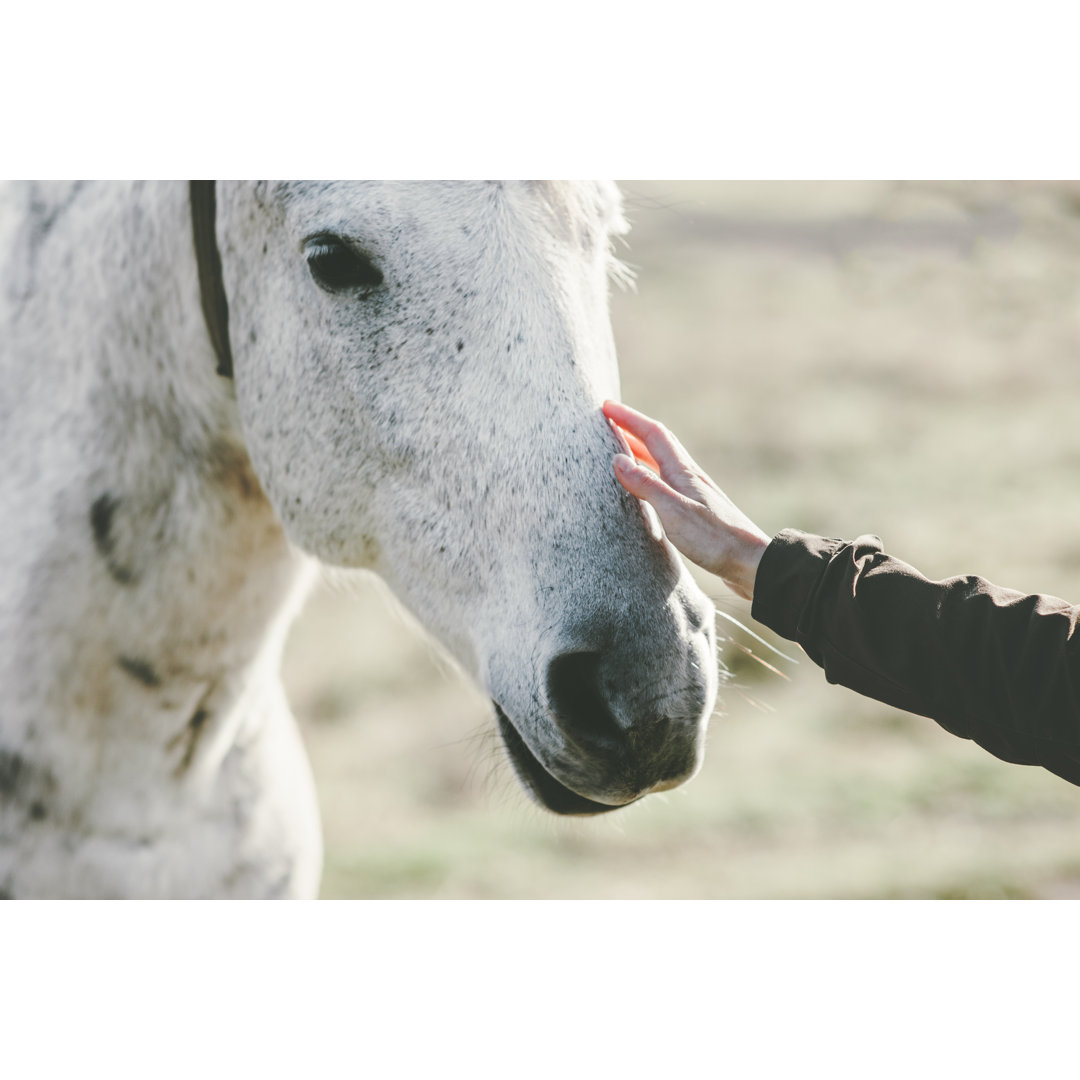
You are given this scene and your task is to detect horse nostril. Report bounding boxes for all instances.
[545,650,625,753]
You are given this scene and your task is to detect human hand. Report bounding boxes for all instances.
[603,399,770,601]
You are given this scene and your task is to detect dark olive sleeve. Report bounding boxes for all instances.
[750,528,1080,786]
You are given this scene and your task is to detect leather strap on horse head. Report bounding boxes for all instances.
[190,180,234,379]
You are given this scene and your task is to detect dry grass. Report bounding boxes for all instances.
[282,181,1080,899]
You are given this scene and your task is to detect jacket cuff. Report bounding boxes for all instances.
[750,529,846,642]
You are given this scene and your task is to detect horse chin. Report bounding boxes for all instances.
[494,705,638,817]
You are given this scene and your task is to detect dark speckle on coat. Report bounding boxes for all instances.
[90,493,117,556]
[118,656,161,687]
[171,707,212,775]
[90,493,136,585]
[0,749,56,824]
[0,749,23,797]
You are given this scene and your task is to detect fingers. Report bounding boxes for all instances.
[614,453,727,576]
[602,399,696,481]
[621,429,662,474]
[612,452,688,518]
[605,401,770,595]
[607,416,661,473]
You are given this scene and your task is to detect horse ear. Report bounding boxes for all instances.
[190,180,234,379]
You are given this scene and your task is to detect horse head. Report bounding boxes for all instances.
[216,180,719,814]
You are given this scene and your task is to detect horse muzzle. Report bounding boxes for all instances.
[493,626,717,816]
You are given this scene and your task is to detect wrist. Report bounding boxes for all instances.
[720,530,770,601]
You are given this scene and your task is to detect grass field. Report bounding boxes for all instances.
[282,181,1080,899]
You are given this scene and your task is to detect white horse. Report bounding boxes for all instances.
[0,181,718,898]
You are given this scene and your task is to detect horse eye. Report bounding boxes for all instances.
[305,235,383,293]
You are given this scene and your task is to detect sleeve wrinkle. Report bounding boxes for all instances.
[751,528,1080,784]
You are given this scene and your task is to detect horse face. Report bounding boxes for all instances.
[219,180,718,814]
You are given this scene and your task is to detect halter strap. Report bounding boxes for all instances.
[190,180,234,378]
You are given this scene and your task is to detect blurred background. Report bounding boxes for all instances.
[284,181,1080,899]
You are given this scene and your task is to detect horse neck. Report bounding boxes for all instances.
[1,181,312,756]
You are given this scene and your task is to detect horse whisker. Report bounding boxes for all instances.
[713,608,800,665]
[731,687,777,715]
[724,639,791,681]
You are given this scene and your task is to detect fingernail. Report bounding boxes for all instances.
[613,453,640,474]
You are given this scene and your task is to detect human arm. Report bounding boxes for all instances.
[604,400,1080,782]
[752,530,1080,783]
